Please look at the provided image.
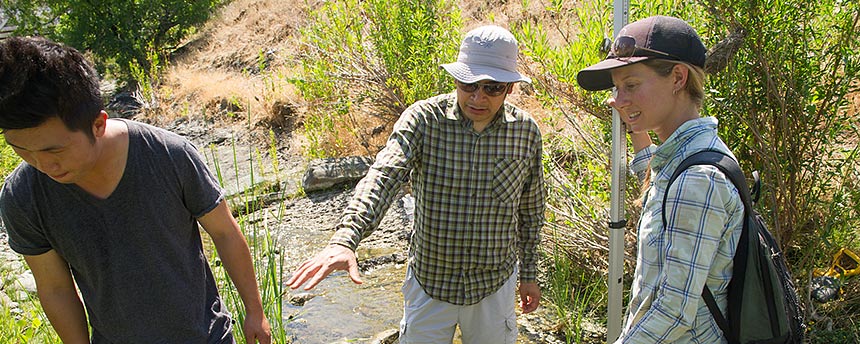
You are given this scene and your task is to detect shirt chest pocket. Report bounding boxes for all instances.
[493,158,529,204]
[638,208,665,265]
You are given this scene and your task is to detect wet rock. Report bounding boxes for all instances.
[9,271,37,301]
[811,275,841,303]
[107,89,146,118]
[288,292,316,306]
[0,291,17,309]
[357,253,408,272]
[370,329,399,344]
[302,156,374,192]
[165,118,232,145]
[208,129,233,145]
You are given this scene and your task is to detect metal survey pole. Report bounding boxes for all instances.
[607,0,629,342]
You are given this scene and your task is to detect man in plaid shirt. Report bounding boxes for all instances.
[288,25,546,344]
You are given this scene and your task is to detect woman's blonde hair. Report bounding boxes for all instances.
[641,59,706,109]
[634,59,707,206]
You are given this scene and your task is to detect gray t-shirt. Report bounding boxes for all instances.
[0,119,233,343]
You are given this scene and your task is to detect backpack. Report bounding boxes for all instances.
[662,150,805,344]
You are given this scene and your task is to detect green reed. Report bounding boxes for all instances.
[206,132,290,343]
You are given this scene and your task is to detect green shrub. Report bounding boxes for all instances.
[2,0,224,84]
[697,0,860,252]
[293,0,462,158]
[697,0,860,336]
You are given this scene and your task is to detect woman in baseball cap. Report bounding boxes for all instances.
[578,16,743,343]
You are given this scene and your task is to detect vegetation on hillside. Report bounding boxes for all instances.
[2,0,225,85]
[293,0,462,158]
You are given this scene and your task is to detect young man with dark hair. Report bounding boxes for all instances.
[0,36,271,343]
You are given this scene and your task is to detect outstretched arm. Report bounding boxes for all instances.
[288,105,424,290]
[24,250,89,344]
[199,200,272,344]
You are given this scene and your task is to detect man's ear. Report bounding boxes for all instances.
[91,111,109,138]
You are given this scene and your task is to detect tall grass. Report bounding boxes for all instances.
[205,124,290,343]
[0,270,60,342]
[544,242,607,343]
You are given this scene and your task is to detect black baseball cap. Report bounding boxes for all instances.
[576,15,707,91]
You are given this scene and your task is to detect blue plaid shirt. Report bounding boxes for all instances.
[618,117,743,343]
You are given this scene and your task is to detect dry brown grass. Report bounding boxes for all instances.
[849,91,859,117]
[140,0,579,157]
[139,0,309,151]
[172,0,306,70]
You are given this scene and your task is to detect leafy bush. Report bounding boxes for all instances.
[293,0,462,158]
[2,0,224,83]
[516,0,617,272]
[697,0,860,253]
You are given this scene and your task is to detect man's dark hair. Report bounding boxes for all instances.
[0,36,103,139]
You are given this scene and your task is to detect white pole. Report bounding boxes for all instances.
[607,0,629,342]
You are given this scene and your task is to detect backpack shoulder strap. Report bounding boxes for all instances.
[663,150,752,210]
[661,150,752,344]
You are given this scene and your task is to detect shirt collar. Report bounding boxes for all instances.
[650,117,719,171]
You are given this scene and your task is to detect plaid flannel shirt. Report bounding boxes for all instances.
[330,92,546,305]
[618,117,743,343]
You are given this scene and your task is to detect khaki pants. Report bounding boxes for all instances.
[399,267,518,344]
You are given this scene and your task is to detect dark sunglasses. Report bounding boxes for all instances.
[611,36,680,60]
[455,81,510,96]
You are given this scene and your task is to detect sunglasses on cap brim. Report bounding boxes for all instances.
[609,36,681,61]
